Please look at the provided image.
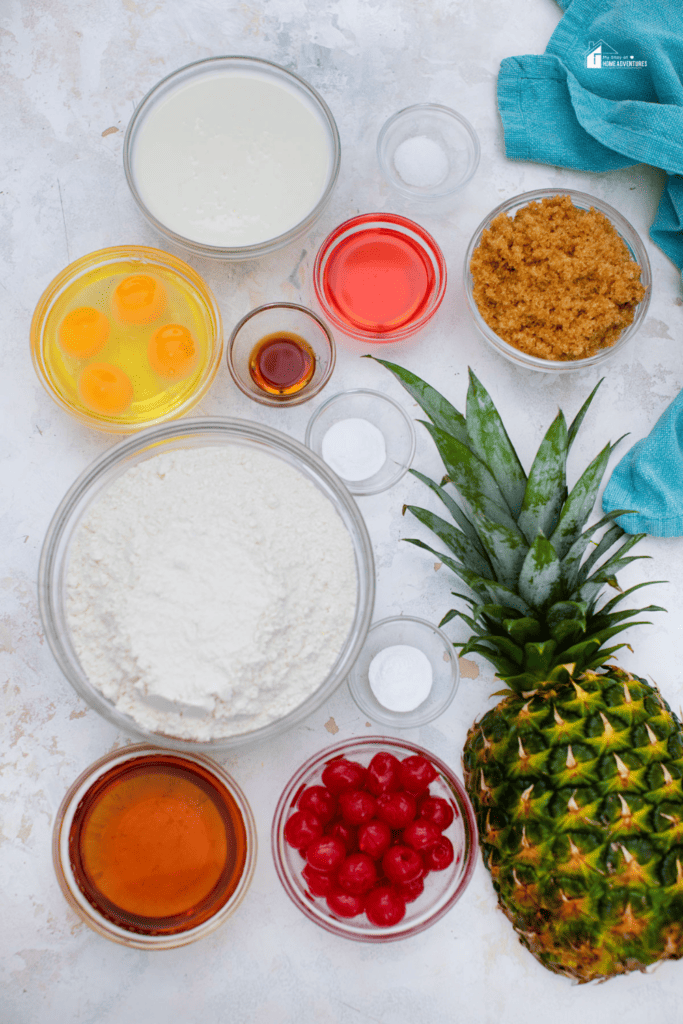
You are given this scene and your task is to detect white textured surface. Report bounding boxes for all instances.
[3,1,683,1021]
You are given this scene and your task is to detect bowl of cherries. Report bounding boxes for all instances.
[271,737,478,941]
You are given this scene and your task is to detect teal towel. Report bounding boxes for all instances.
[602,393,683,537]
[498,0,683,278]
[499,0,683,536]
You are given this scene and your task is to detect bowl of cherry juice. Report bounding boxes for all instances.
[271,736,477,941]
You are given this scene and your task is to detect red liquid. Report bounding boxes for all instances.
[248,332,316,395]
[322,228,436,333]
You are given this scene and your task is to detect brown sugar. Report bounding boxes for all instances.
[469,194,646,360]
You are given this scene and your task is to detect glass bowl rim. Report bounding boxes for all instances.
[463,187,652,373]
[271,734,478,942]
[52,742,257,948]
[376,102,481,199]
[346,614,460,726]
[123,55,341,261]
[29,244,223,434]
[226,301,337,407]
[313,211,447,342]
[38,417,375,753]
[304,387,417,495]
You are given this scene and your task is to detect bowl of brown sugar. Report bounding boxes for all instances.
[464,189,651,372]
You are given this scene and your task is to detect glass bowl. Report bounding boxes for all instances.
[30,246,223,434]
[53,744,257,949]
[123,56,341,260]
[305,388,416,495]
[377,103,480,200]
[313,213,447,343]
[463,188,652,373]
[38,419,375,752]
[227,303,335,406]
[271,736,477,942]
[347,616,459,728]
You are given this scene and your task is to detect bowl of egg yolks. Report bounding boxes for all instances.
[31,246,223,433]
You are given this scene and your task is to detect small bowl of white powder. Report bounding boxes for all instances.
[347,616,459,728]
[305,389,416,496]
[39,418,375,751]
[377,103,480,200]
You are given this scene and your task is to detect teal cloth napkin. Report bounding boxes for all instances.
[602,393,683,537]
[497,0,683,277]
[498,0,683,536]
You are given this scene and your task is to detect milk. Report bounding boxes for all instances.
[131,68,333,248]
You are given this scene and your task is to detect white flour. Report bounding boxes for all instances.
[66,444,358,740]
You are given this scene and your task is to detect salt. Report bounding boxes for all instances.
[393,135,449,189]
[368,644,433,713]
[321,417,387,482]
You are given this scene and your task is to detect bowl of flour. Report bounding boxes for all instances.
[39,419,374,750]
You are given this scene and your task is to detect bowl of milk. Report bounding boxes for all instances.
[124,56,341,260]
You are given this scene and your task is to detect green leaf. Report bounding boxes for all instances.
[517,412,568,544]
[409,469,486,556]
[468,507,529,589]
[518,534,563,610]
[438,609,458,627]
[590,605,664,632]
[560,513,630,592]
[470,634,525,665]
[403,539,493,602]
[459,643,521,677]
[549,441,612,560]
[580,524,628,577]
[366,356,468,440]
[477,604,523,626]
[505,617,543,644]
[523,640,558,677]
[465,369,527,516]
[551,619,587,647]
[598,580,666,615]
[546,601,587,644]
[581,533,645,584]
[420,421,518,529]
[567,379,603,450]
[405,505,493,579]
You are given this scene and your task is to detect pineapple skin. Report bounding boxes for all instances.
[463,666,683,982]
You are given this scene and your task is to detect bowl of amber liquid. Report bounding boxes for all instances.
[53,744,257,948]
[226,302,336,406]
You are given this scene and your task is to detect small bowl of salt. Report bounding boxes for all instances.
[305,388,416,496]
[347,615,460,728]
[377,103,480,200]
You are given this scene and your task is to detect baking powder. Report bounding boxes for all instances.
[66,445,357,740]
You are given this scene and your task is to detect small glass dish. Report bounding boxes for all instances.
[377,103,480,200]
[53,744,257,949]
[464,188,652,373]
[124,56,340,260]
[30,246,223,434]
[227,302,336,406]
[313,213,447,343]
[347,616,459,728]
[271,736,477,942]
[38,419,375,752]
[305,389,416,496]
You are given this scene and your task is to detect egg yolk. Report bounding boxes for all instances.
[112,275,166,324]
[148,324,198,380]
[79,363,134,415]
[58,306,110,358]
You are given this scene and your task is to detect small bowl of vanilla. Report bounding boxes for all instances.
[347,616,460,728]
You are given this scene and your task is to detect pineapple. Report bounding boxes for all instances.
[374,356,683,982]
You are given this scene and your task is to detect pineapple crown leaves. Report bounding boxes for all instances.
[370,356,664,691]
